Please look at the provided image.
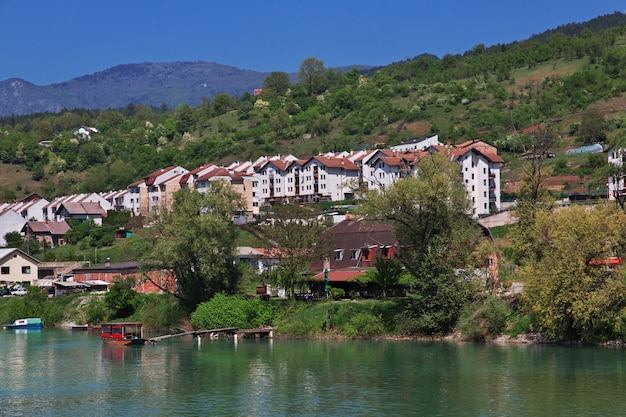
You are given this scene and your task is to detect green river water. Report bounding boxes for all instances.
[1,329,626,416]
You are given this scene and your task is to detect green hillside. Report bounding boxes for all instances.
[1,13,626,201]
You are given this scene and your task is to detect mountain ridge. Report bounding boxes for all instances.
[0,61,375,117]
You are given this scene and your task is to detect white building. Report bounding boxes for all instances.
[450,141,504,216]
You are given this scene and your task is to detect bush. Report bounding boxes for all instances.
[330,287,345,300]
[343,312,385,337]
[456,296,511,341]
[190,293,276,330]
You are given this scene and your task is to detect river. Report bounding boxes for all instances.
[1,329,625,416]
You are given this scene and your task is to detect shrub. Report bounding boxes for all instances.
[343,312,385,337]
[330,287,345,300]
[190,293,276,330]
[456,296,511,341]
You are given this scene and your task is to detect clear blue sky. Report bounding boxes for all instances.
[1,1,624,85]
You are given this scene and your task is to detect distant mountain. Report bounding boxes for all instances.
[0,62,278,117]
[0,78,64,116]
[0,61,374,117]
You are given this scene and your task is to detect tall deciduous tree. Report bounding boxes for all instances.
[297,57,328,96]
[262,71,291,96]
[258,204,331,299]
[141,184,246,312]
[519,204,626,340]
[579,108,608,144]
[360,152,487,334]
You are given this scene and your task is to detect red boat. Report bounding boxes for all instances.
[100,322,146,346]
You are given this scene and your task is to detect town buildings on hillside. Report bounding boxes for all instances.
[0,136,503,250]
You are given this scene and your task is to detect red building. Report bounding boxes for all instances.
[72,260,176,294]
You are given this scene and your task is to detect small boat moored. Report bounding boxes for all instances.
[100,322,146,346]
[5,317,44,330]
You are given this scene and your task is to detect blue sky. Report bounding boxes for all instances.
[1,1,624,85]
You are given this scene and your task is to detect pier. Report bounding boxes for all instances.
[147,326,273,343]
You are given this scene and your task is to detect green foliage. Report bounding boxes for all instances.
[456,296,512,341]
[141,186,246,312]
[258,204,331,299]
[329,287,345,300]
[0,287,65,325]
[342,312,385,337]
[134,293,185,330]
[517,204,626,340]
[360,152,486,334]
[190,293,276,330]
[104,276,137,319]
[84,296,107,325]
[508,314,532,337]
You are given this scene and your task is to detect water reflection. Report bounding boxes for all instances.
[3,331,626,416]
[101,344,144,363]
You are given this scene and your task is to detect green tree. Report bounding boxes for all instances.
[212,93,237,117]
[141,184,246,312]
[297,57,328,96]
[579,108,608,144]
[105,276,137,319]
[173,103,196,134]
[262,71,291,96]
[519,205,626,340]
[511,157,555,262]
[360,152,485,334]
[258,204,331,299]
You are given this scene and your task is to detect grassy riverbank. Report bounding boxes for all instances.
[1,289,531,342]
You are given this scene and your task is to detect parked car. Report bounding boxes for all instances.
[10,287,27,296]
[0,287,10,296]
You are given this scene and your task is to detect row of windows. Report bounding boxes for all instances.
[334,247,392,261]
[0,266,31,274]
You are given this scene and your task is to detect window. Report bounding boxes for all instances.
[334,249,344,260]
[350,249,360,260]
[1,267,8,274]
[22,266,30,274]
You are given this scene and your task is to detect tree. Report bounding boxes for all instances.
[297,57,328,96]
[262,71,291,96]
[511,157,555,262]
[141,184,246,312]
[105,276,137,319]
[360,152,486,334]
[371,256,404,298]
[212,93,237,117]
[173,103,196,134]
[258,204,331,299]
[579,108,608,144]
[519,204,626,340]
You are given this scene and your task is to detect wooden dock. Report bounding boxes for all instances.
[147,326,273,343]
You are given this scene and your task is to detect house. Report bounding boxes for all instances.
[74,125,98,140]
[0,248,40,285]
[55,202,107,225]
[12,193,50,222]
[309,217,398,295]
[128,166,189,216]
[298,155,360,202]
[44,193,111,222]
[23,221,71,248]
[72,260,176,294]
[309,216,499,296]
[0,209,27,246]
[390,135,441,152]
[450,140,504,216]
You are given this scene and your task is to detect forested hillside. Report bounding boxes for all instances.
[1,12,626,201]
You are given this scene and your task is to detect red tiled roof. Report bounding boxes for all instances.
[312,268,369,282]
[311,156,360,170]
